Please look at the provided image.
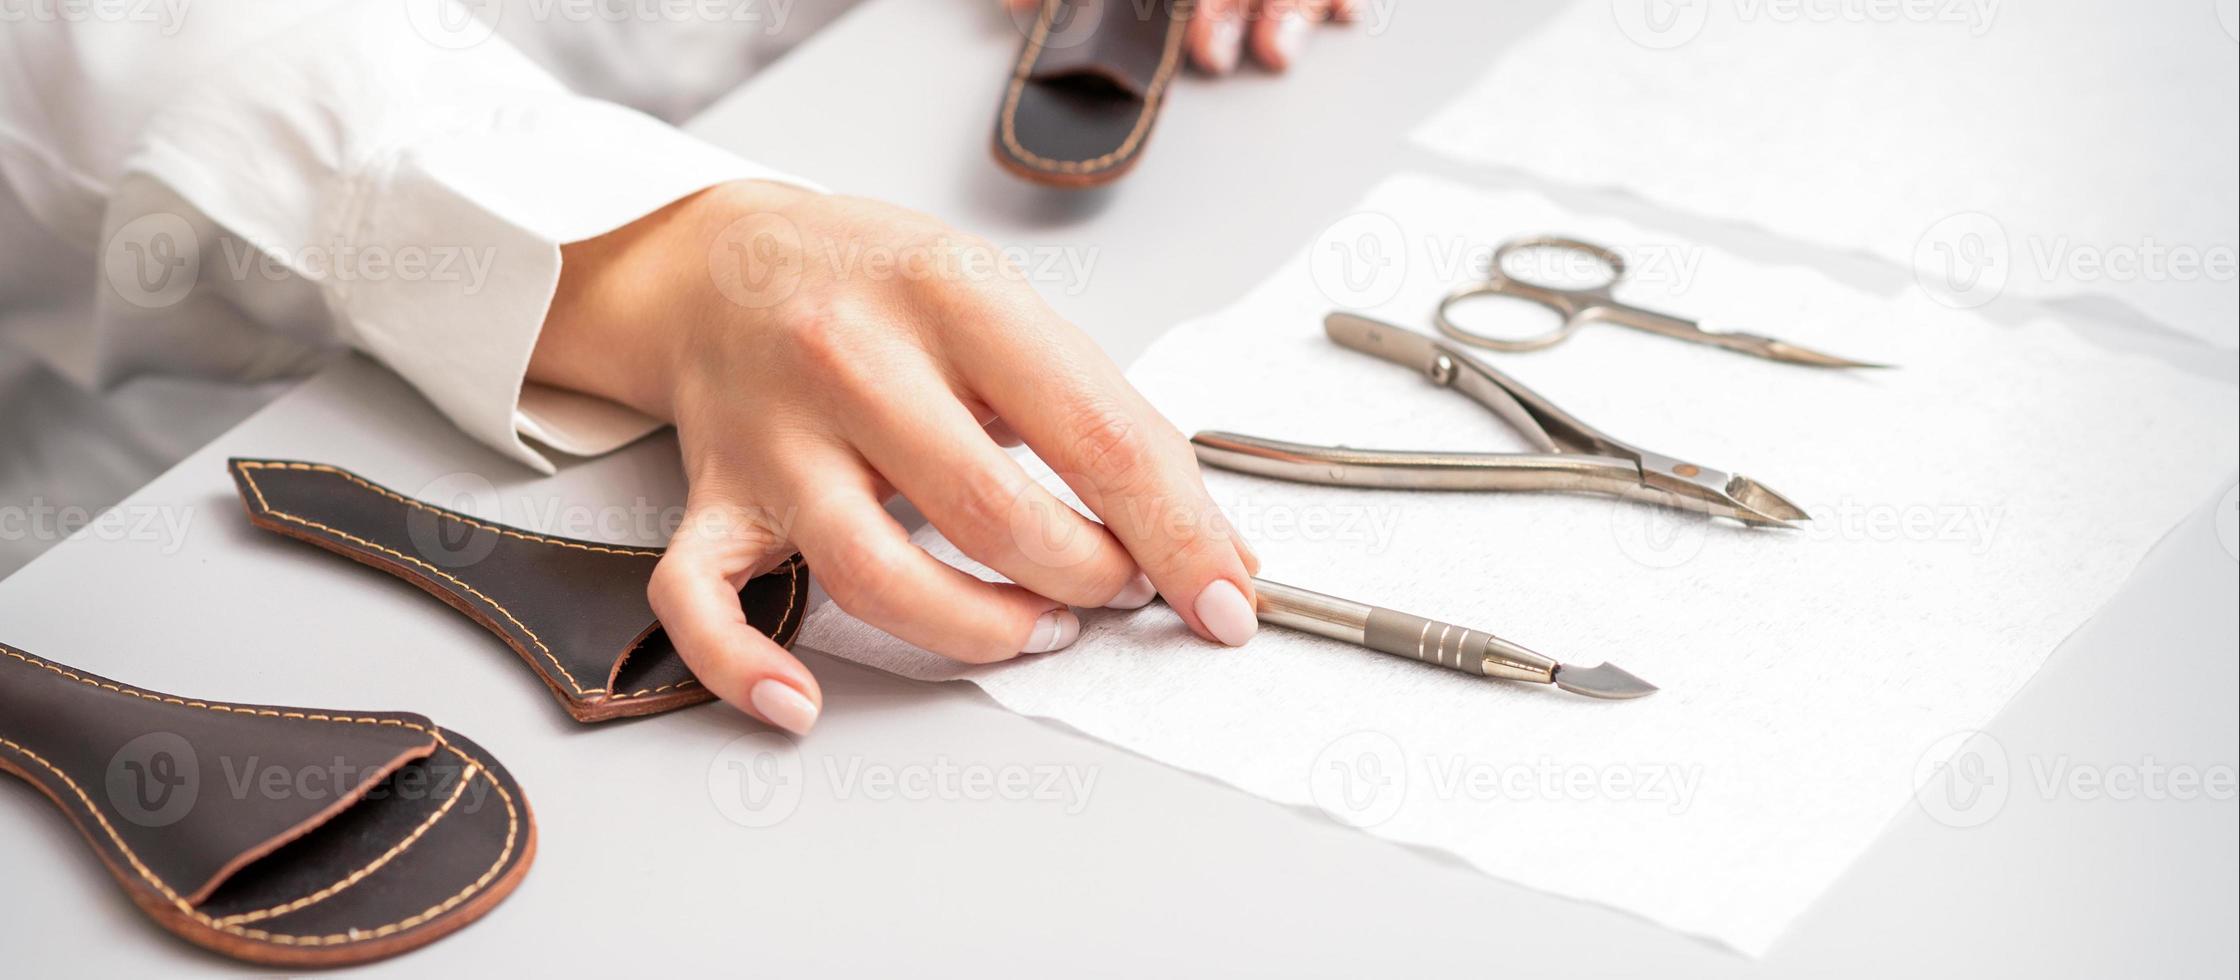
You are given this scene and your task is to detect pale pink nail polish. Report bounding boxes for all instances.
[1207,18,1243,73]
[1105,572,1157,610]
[750,679,819,735]
[1023,608,1081,653]
[1272,10,1310,66]
[1192,579,1257,647]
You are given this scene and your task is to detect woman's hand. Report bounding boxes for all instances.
[1002,0,1358,74]
[531,180,1260,735]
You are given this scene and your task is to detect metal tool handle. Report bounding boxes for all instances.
[1432,236,1622,351]
[1434,236,1710,354]
[1252,579,1556,683]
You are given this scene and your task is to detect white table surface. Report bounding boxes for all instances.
[5,1,2235,975]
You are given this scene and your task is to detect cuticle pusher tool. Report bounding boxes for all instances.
[1191,312,1811,528]
[1250,577,1656,700]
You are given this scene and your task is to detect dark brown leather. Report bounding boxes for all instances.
[995,0,1195,187]
[0,643,535,968]
[228,459,809,723]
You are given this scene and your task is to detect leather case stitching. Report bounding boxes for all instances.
[1000,0,1191,174]
[230,460,809,709]
[0,647,519,948]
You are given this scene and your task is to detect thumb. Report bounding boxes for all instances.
[649,501,823,735]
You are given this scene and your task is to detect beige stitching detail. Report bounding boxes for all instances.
[235,461,662,558]
[609,554,805,700]
[999,0,1190,175]
[0,647,519,947]
[232,461,811,706]
[235,464,596,697]
[2,649,431,734]
[211,760,479,927]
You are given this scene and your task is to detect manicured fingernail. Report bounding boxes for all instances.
[1192,579,1257,646]
[1105,572,1157,610]
[749,680,819,736]
[1207,18,1242,73]
[1023,608,1081,653]
[1273,10,1309,66]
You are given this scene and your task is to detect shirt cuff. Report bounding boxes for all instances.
[125,1,816,474]
[348,97,813,473]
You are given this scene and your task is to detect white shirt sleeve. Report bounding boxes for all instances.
[0,0,815,473]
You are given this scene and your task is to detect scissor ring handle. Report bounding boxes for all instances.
[1434,236,1627,352]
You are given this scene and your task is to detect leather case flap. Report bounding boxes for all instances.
[0,647,436,904]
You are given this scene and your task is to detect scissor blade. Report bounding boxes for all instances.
[1729,333,1891,369]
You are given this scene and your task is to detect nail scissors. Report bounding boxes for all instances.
[1434,235,1886,369]
[1190,312,1810,527]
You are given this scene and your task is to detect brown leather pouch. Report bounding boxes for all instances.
[228,459,808,723]
[995,0,1195,187]
[0,644,535,968]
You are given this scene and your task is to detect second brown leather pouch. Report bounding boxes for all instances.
[228,459,808,723]
[0,643,535,967]
[995,0,1195,187]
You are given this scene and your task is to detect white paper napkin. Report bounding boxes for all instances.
[1409,0,2240,346]
[799,174,2239,954]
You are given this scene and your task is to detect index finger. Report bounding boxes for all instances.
[945,303,1260,647]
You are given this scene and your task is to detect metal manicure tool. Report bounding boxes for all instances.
[1251,578,1656,700]
[1191,312,1811,528]
[1435,235,1887,369]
